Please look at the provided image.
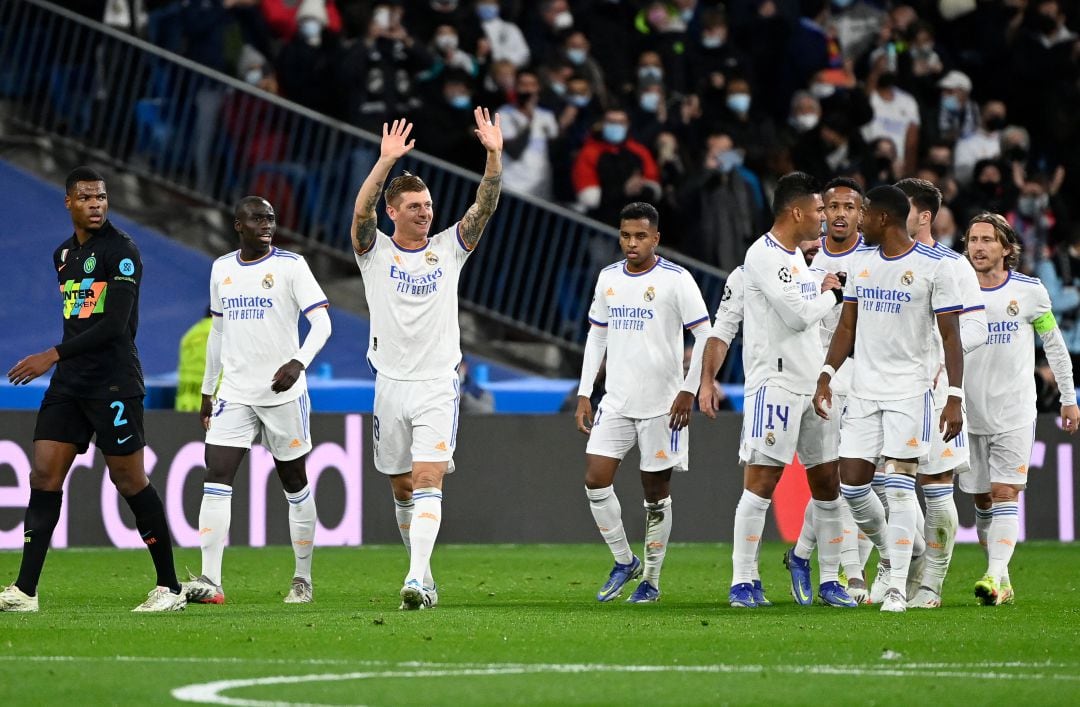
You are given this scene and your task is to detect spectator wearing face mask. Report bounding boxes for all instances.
[791,110,867,184]
[628,78,670,150]
[711,76,777,177]
[275,0,341,116]
[558,75,603,152]
[560,31,609,107]
[954,159,1016,226]
[862,136,899,189]
[924,70,979,147]
[572,108,661,224]
[417,24,479,86]
[526,0,576,68]
[954,100,1007,185]
[787,90,822,138]
[898,21,946,104]
[687,7,749,95]
[223,45,286,171]
[499,69,560,200]
[261,0,342,43]
[470,0,531,68]
[1008,170,1069,272]
[632,1,691,95]
[415,71,486,172]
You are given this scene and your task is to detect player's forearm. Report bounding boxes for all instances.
[201,318,223,396]
[294,306,332,369]
[1040,326,1077,405]
[577,326,607,397]
[458,150,503,249]
[940,314,964,389]
[681,326,709,394]
[699,337,728,391]
[351,156,396,254]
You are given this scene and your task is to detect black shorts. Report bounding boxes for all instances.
[34,391,145,456]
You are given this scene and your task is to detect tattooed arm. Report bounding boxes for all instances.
[351,119,415,256]
[459,106,504,250]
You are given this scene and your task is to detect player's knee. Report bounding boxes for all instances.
[882,459,918,477]
[28,466,64,492]
[918,470,952,485]
[275,464,308,494]
[990,484,1020,503]
[204,466,237,486]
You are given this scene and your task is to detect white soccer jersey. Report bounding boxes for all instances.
[588,257,710,419]
[928,243,986,397]
[210,247,329,407]
[811,234,864,396]
[742,233,837,395]
[842,242,961,401]
[965,271,1053,435]
[355,224,472,380]
[711,266,744,345]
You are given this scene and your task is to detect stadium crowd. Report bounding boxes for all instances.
[62,0,1080,358]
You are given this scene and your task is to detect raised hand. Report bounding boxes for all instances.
[473,106,503,153]
[381,119,415,161]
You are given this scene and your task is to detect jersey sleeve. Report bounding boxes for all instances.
[930,259,962,314]
[587,274,608,327]
[746,244,834,331]
[957,259,985,315]
[712,268,744,344]
[451,221,474,262]
[209,261,222,317]
[353,230,384,273]
[292,257,330,314]
[679,270,710,330]
[104,238,141,293]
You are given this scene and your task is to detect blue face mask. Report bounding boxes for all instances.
[449,94,471,109]
[941,94,961,113]
[726,93,751,114]
[717,150,743,173]
[639,92,660,112]
[568,93,590,107]
[832,0,854,8]
[602,122,627,143]
[566,48,587,66]
[476,4,499,21]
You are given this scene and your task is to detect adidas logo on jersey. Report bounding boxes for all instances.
[223,277,232,285]
[858,269,870,278]
[435,441,448,451]
[906,438,920,447]
[654,450,668,459]
[606,287,615,296]
[1017,465,1028,474]
[289,439,302,448]
[941,448,954,458]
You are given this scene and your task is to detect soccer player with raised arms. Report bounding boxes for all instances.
[183,196,331,606]
[962,213,1077,605]
[575,202,710,604]
[351,109,502,610]
[814,184,964,613]
[724,171,855,610]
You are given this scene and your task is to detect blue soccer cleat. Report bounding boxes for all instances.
[819,580,858,608]
[783,548,813,606]
[752,579,773,607]
[596,556,642,602]
[728,582,757,608]
[626,580,660,603]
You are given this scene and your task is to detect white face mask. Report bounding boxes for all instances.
[435,34,458,52]
[553,10,574,29]
[299,18,322,45]
[792,113,819,132]
[701,33,725,49]
[810,82,836,99]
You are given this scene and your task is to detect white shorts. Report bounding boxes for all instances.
[586,403,688,473]
[924,404,970,475]
[958,424,1036,494]
[739,386,837,468]
[205,392,312,461]
[839,392,933,463]
[373,374,459,475]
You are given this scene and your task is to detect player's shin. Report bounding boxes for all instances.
[839,500,864,581]
[285,485,316,582]
[642,497,672,588]
[586,486,633,564]
[407,488,443,585]
[921,482,958,593]
[794,501,816,560]
[882,465,919,596]
[127,483,181,593]
[840,482,889,559]
[987,501,1019,583]
[14,489,63,596]
[812,497,844,584]
[732,489,771,585]
[199,483,233,586]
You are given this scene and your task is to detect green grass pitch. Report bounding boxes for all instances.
[2,542,1079,705]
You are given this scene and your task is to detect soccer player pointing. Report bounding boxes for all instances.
[351,109,502,610]
[962,213,1077,605]
[814,185,963,613]
[576,202,710,604]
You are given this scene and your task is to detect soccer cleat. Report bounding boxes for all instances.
[998,579,1015,605]
[283,577,313,604]
[974,574,999,606]
[783,548,813,606]
[399,580,424,611]
[0,584,39,612]
[846,577,869,604]
[596,556,642,602]
[868,561,891,605]
[422,584,439,609]
[819,581,858,608]
[183,574,225,604]
[907,586,942,609]
[879,587,906,613]
[626,580,661,603]
[132,586,187,613]
[752,579,772,607]
[728,582,757,608]
[906,553,926,601]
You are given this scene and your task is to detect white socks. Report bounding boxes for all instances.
[987,501,1019,583]
[975,505,993,550]
[812,497,844,584]
[642,497,672,587]
[872,471,889,514]
[839,500,864,581]
[284,485,316,582]
[921,482,957,593]
[794,501,816,559]
[406,488,443,586]
[395,498,435,588]
[732,489,771,585]
[198,483,232,586]
[586,486,634,565]
[884,474,918,594]
[841,483,889,561]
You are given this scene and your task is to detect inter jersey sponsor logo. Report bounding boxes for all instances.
[60,278,106,319]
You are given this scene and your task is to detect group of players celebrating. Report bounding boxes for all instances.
[0,106,1074,614]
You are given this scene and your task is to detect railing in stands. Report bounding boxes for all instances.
[0,0,732,364]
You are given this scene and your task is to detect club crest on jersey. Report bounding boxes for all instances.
[425,251,440,266]
[83,255,96,273]
[901,270,914,286]
[262,273,274,289]
[644,286,655,302]
[1007,300,1019,316]
[777,267,792,283]
[765,432,776,446]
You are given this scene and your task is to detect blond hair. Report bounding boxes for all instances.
[384,172,428,207]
